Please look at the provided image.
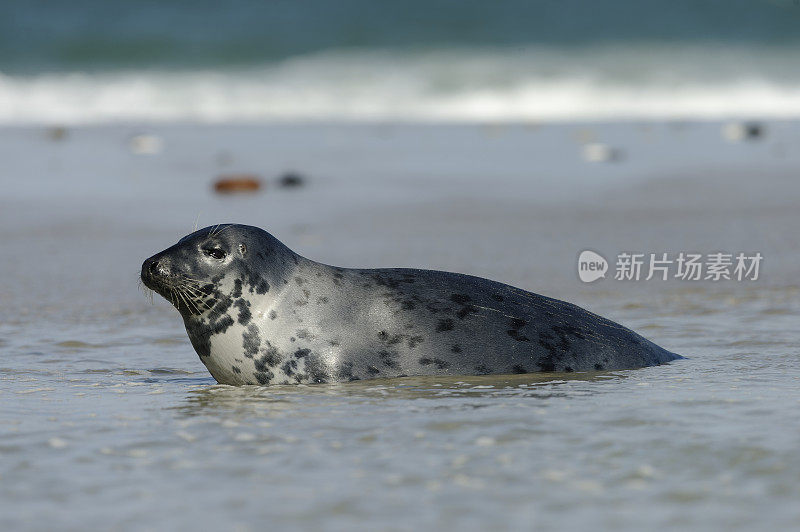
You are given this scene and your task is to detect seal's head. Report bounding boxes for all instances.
[141,224,293,318]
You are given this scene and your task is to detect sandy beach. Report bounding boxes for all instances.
[2,120,799,530]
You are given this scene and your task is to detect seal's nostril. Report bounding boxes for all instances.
[149,260,160,275]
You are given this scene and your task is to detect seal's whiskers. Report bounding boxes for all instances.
[208,224,235,240]
[137,274,155,305]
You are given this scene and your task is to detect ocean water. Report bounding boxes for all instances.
[2,1,800,123]
[1,122,799,530]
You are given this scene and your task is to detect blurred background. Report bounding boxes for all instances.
[2,2,800,531]
[3,0,800,123]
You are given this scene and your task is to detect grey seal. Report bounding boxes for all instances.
[140,224,682,385]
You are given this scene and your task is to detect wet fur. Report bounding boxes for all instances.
[141,224,682,385]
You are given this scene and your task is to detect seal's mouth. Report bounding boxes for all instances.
[140,256,213,316]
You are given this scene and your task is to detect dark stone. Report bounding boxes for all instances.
[278,172,305,188]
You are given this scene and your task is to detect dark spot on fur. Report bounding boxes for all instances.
[594,363,604,371]
[281,359,298,376]
[316,296,329,304]
[436,319,454,332]
[451,344,462,353]
[233,299,251,325]
[474,364,491,375]
[491,294,504,302]
[536,325,588,371]
[378,350,399,369]
[254,371,273,385]
[211,315,234,335]
[254,341,281,372]
[366,366,380,375]
[294,348,310,358]
[242,324,260,358]
[231,279,243,298]
[388,335,403,345]
[207,296,234,324]
[456,304,478,320]
[419,357,450,369]
[407,335,424,348]
[255,279,270,294]
[556,324,587,340]
[296,329,314,340]
[450,294,471,305]
[185,322,211,357]
[268,310,277,320]
[337,361,355,380]
[512,365,528,374]
[231,366,241,374]
[507,317,530,342]
[370,273,414,289]
[538,360,556,372]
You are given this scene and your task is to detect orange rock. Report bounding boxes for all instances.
[213,175,262,194]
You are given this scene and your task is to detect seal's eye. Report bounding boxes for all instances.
[203,248,227,260]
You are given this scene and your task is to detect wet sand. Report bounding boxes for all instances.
[1,121,799,531]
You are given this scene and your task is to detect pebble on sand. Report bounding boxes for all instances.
[129,134,164,155]
[582,143,623,163]
[722,121,765,142]
[48,437,68,449]
[277,172,306,188]
[214,175,263,194]
[46,126,68,141]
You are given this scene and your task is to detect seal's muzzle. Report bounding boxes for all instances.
[141,255,171,295]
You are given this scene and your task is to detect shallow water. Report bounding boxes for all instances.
[1,122,799,530]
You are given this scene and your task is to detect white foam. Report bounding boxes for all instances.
[3,45,800,124]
